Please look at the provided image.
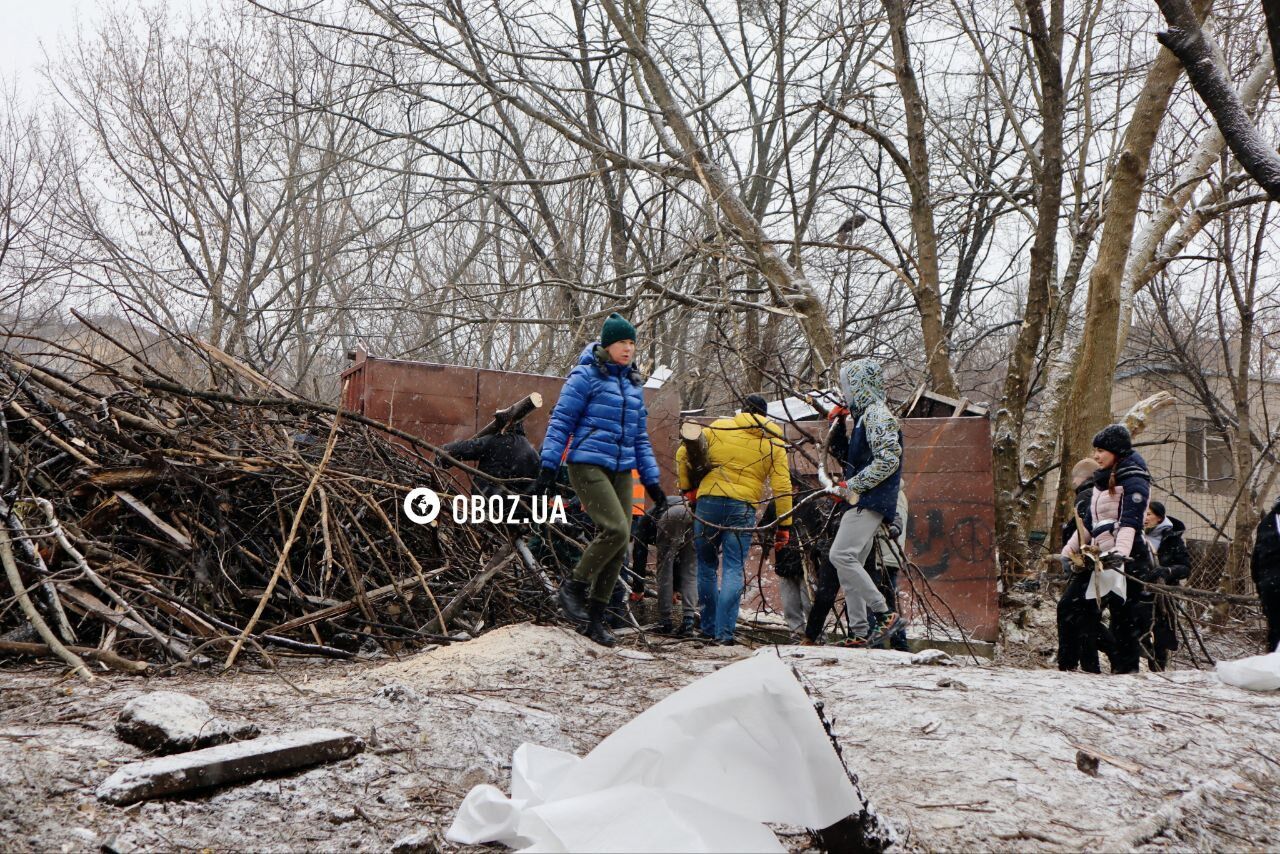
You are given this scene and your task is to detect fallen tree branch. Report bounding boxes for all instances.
[0,640,149,673]
[0,512,94,681]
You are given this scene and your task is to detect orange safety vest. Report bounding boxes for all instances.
[631,469,645,516]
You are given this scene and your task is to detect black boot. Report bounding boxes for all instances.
[558,578,589,625]
[677,616,696,638]
[584,600,616,647]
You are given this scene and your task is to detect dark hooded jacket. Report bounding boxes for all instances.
[1252,500,1280,590]
[1061,480,1094,549]
[1146,515,1191,585]
[441,423,541,497]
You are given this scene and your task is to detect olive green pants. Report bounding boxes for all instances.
[567,464,634,603]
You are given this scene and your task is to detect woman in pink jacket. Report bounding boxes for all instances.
[1062,424,1154,673]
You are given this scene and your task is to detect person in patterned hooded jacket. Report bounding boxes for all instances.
[816,359,903,647]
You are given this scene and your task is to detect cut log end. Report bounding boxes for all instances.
[679,422,703,441]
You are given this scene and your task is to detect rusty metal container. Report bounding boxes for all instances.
[341,350,683,490]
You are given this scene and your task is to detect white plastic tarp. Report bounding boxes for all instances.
[446,651,863,853]
[1216,645,1280,692]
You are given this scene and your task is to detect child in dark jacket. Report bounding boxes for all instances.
[1057,458,1107,673]
[1143,501,1191,670]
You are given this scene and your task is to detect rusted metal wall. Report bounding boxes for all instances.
[754,416,998,642]
[341,352,682,491]
[342,353,997,640]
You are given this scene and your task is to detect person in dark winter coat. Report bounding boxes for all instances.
[439,422,541,498]
[760,474,834,638]
[1057,458,1109,673]
[1251,499,1280,653]
[1144,501,1191,670]
[534,313,666,647]
[1062,424,1154,673]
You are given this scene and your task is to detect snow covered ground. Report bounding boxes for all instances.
[2,623,1278,852]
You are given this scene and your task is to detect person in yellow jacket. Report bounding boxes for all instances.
[676,394,792,644]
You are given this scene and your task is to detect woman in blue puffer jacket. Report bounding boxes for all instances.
[533,313,665,646]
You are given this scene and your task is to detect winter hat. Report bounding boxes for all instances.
[1070,458,1098,487]
[742,394,769,416]
[1091,424,1132,456]
[1148,500,1166,520]
[600,313,637,348]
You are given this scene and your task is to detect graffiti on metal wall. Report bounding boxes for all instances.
[906,500,995,579]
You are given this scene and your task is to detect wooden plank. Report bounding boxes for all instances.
[96,728,364,805]
[114,491,192,550]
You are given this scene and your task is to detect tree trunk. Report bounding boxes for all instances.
[1056,4,1206,517]
[1224,206,1267,593]
[1156,0,1280,200]
[992,0,1066,579]
[880,0,959,397]
[1119,53,1274,350]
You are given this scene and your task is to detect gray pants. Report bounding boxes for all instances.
[828,508,887,636]
[655,502,697,623]
[779,575,811,634]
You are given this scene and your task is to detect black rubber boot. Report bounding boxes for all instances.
[558,578,589,625]
[584,600,617,647]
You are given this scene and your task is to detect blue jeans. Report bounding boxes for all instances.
[694,496,755,642]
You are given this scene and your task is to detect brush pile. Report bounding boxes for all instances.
[0,332,557,677]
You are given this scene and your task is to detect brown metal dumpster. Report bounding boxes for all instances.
[340,350,683,491]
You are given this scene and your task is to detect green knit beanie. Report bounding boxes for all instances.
[600,312,637,348]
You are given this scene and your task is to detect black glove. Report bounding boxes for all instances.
[1100,551,1127,572]
[531,467,557,496]
[645,482,668,515]
[886,523,902,540]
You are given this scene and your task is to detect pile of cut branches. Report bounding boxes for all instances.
[0,330,555,677]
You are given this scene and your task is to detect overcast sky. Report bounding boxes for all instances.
[2,0,101,95]
[2,0,207,101]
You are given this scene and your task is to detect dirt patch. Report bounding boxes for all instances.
[2,623,1278,852]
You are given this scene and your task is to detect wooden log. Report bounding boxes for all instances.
[424,545,516,635]
[74,466,167,493]
[1123,391,1174,439]
[0,640,148,674]
[803,394,831,419]
[680,422,712,487]
[96,728,364,805]
[0,505,92,681]
[473,392,543,439]
[265,573,439,636]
